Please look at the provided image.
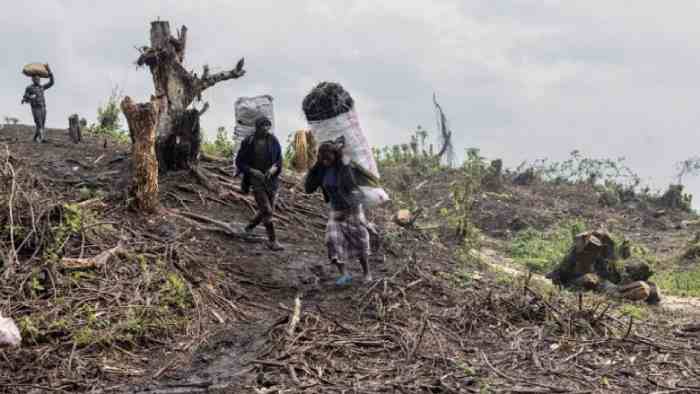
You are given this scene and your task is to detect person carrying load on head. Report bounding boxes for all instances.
[235,116,284,251]
[21,63,54,143]
[304,138,373,286]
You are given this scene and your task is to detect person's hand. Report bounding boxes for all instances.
[265,164,278,179]
[45,64,52,74]
[339,149,351,165]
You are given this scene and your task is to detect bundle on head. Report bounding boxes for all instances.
[22,63,49,78]
[290,129,317,172]
[302,82,355,121]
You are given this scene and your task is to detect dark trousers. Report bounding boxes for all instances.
[249,188,277,228]
[31,106,46,142]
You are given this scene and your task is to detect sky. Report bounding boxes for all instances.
[1,1,699,205]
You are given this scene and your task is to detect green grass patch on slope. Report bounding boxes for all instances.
[651,243,700,297]
[509,219,586,274]
[653,267,700,297]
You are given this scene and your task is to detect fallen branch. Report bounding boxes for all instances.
[287,292,302,338]
[60,244,126,270]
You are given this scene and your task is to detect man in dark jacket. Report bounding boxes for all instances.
[21,64,54,143]
[235,117,284,251]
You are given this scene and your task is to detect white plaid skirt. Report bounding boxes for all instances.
[325,206,370,262]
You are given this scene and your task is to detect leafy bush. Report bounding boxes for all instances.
[97,87,122,131]
[202,127,237,158]
[374,125,442,174]
[675,157,700,185]
[450,148,487,248]
[516,151,640,189]
[85,86,130,144]
[655,184,693,212]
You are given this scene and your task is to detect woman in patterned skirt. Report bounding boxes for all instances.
[304,140,372,285]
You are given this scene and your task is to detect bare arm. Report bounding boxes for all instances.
[42,65,54,90]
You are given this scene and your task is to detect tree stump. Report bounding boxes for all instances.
[122,96,160,213]
[68,114,82,144]
[135,20,245,172]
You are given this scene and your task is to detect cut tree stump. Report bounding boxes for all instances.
[68,114,82,144]
[618,281,651,301]
[122,96,160,213]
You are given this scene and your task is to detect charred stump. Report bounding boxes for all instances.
[135,20,245,172]
[121,96,160,213]
[68,114,82,144]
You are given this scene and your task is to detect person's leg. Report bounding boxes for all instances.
[245,189,267,232]
[264,222,283,251]
[359,255,372,283]
[326,217,351,284]
[260,190,283,250]
[39,107,47,142]
[333,258,351,285]
[356,208,372,283]
[331,258,346,276]
[31,107,42,142]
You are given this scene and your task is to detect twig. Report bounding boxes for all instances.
[624,316,634,339]
[409,314,429,362]
[287,292,302,338]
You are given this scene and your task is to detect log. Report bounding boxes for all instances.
[68,114,82,144]
[122,96,160,213]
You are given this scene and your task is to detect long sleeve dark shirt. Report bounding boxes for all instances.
[304,162,361,211]
[23,74,54,108]
[235,133,282,194]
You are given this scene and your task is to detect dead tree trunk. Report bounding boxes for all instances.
[135,20,245,172]
[121,96,160,213]
[68,114,82,144]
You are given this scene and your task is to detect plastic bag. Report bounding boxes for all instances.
[308,109,389,208]
[0,315,21,348]
[309,109,378,178]
[358,186,390,207]
[234,95,275,140]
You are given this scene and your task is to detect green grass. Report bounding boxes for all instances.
[652,266,700,297]
[509,219,586,273]
[618,304,648,320]
[646,240,700,297]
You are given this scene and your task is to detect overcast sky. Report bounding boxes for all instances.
[1,1,699,205]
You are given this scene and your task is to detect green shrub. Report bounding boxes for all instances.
[82,86,130,145]
[97,87,122,131]
[202,127,237,159]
